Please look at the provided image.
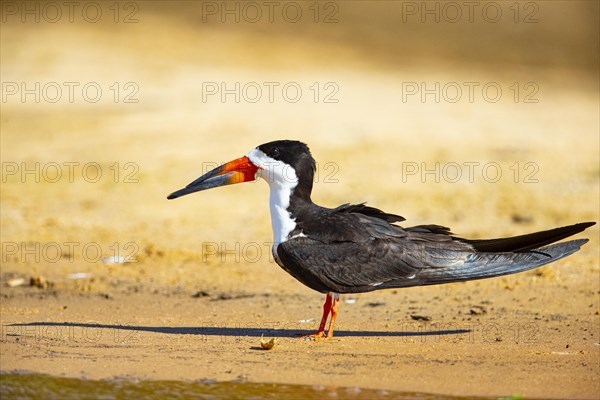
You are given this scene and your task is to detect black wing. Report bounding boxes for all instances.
[276,205,594,294]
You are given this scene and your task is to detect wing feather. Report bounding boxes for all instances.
[277,204,593,294]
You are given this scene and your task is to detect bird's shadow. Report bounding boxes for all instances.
[6,322,470,338]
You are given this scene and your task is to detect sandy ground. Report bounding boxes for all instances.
[1,1,599,398]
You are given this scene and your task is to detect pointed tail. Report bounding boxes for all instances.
[420,238,590,285]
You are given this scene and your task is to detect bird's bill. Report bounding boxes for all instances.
[167,156,260,199]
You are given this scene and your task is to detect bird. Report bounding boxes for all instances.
[168,140,595,339]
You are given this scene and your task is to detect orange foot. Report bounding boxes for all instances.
[300,330,330,341]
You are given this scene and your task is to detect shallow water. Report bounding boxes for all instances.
[0,372,502,400]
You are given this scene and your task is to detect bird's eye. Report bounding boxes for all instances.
[270,147,280,158]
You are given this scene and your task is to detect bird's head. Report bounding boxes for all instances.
[167,140,315,200]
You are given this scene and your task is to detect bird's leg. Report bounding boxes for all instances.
[301,292,333,339]
[325,293,340,339]
[301,292,341,340]
[317,293,333,334]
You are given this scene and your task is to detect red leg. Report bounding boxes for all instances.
[317,293,333,333]
[301,292,339,340]
[326,294,340,338]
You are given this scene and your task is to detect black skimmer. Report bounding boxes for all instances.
[168,140,595,339]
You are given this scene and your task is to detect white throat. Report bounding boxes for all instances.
[246,148,299,244]
[268,182,297,244]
